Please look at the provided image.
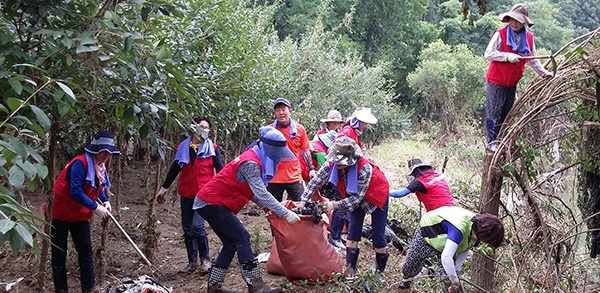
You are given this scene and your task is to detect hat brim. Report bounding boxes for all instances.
[320,118,344,123]
[355,111,378,124]
[262,143,296,163]
[85,145,121,155]
[326,147,363,166]
[405,163,431,176]
[499,12,534,26]
[318,134,335,149]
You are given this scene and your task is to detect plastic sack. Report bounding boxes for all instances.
[266,200,342,283]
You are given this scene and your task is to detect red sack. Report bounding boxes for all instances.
[266,238,284,275]
[266,201,342,283]
[299,157,311,181]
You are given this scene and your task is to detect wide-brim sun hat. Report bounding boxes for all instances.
[85,131,121,155]
[405,158,431,176]
[259,126,296,162]
[352,107,378,124]
[499,3,534,26]
[320,109,344,123]
[318,130,337,149]
[326,136,363,166]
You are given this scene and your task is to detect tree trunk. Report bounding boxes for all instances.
[473,152,503,292]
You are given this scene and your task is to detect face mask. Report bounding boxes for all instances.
[200,128,210,139]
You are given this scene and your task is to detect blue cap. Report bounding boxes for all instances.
[84,131,121,155]
[259,127,296,162]
[273,97,291,109]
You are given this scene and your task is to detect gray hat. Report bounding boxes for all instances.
[405,158,431,176]
[499,3,534,26]
[318,130,337,149]
[326,136,363,166]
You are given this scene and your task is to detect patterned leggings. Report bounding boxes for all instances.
[401,227,441,278]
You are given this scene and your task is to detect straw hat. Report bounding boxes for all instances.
[320,110,344,123]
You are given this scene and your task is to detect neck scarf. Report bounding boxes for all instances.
[252,143,278,186]
[506,26,530,56]
[328,164,359,194]
[85,152,111,189]
[174,136,216,166]
[196,138,216,159]
[273,118,297,138]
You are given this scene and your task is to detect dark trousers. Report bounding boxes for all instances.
[267,181,305,202]
[196,205,254,269]
[181,197,209,261]
[330,189,349,241]
[485,81,516,143]
[51,219,94,292]
[347,199,389,249]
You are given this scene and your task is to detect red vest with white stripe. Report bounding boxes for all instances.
[177,144,218,199]
[53,154,101,222]
[486,26,534,87]
[415,169,454,211]
[333,157,389,209]
[197,150,262,214]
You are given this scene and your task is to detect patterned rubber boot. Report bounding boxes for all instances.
[375,250,390,282]
[241,258,282,293]
[207,265,238,293]
[345,247,360,280]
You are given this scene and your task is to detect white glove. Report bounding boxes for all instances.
[94,204,111,220]
[506,53,520,63]
[102,201,112,212]
[283,210,300,224]
[319,201,335,213]
[156,187,168,204]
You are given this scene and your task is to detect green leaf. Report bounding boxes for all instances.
[156,47,170,60]
[9,230,22,256]
[56,81,76,100]
[6,97,23,112]
[34,163,49,179]
[8,165,25,188]
[76,45,100,53]
[139,124,149,140]
[8,77,22,95]
[0,219,16,234]
[29,105,51,131]
[124,36,132,53]
[58,103,70,116]
[14,223,33,247]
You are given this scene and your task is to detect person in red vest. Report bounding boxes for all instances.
[155,117,224,274]
[484,3,553,152]
[313,109,344,140]
[300,136,390,281]
[193,126,300,293]
[337,107,377,148]
[389,158,454,212]
[51,131,119,293]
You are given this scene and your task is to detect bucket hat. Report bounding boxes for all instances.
[326,136,363,166]
[320,110,344,123]
[84,131,121,155]
[318,130,337,149]
[405,158,431,176]
[352,107,378,124]
[499,3,533,26]
[259,126,296,162]
[273,97,292,109]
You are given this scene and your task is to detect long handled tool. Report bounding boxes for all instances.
[97,200,153,268]
[520,54,557,76]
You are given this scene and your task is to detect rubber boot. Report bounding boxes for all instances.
[79,257,95,293]
[329,210,346,248]
[242,258,282,293]
[398,279,412,290]
[345,247,360,280]
[197,236,212,274]
[180,237,198,273]
[375,250,389,282]
[51,264,68,293]
[207,265,238,293]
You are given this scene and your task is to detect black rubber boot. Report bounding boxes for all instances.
[207,265,238,293]
[180,237,198,273]
[51,264,68,293]
[345,247,360,280]
[375,250,389,282]
[241,258,282,293]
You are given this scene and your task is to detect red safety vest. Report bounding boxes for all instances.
[332,157,389,209]
[52,154,102,222]
[197,150,262,214]
[178,144,218,199]
[486,26,534,87]
[337,124,361,148]
[415,169,454,211]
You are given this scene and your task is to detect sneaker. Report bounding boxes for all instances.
[199,256,211,274]
[328,237,345,249]
[486,142,498,152]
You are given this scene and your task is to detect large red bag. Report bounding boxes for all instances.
[266,201,342,283]
[266,238,284,275]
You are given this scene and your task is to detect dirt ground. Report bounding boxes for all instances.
[0,158,427,293]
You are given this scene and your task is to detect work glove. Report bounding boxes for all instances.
[102,201,112,212]
[309,170,316,179]
[506,53,520,63]
[319,201,335,213]
[283,210,300,224]
[94,204,111,220]
[156,187,168,204]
